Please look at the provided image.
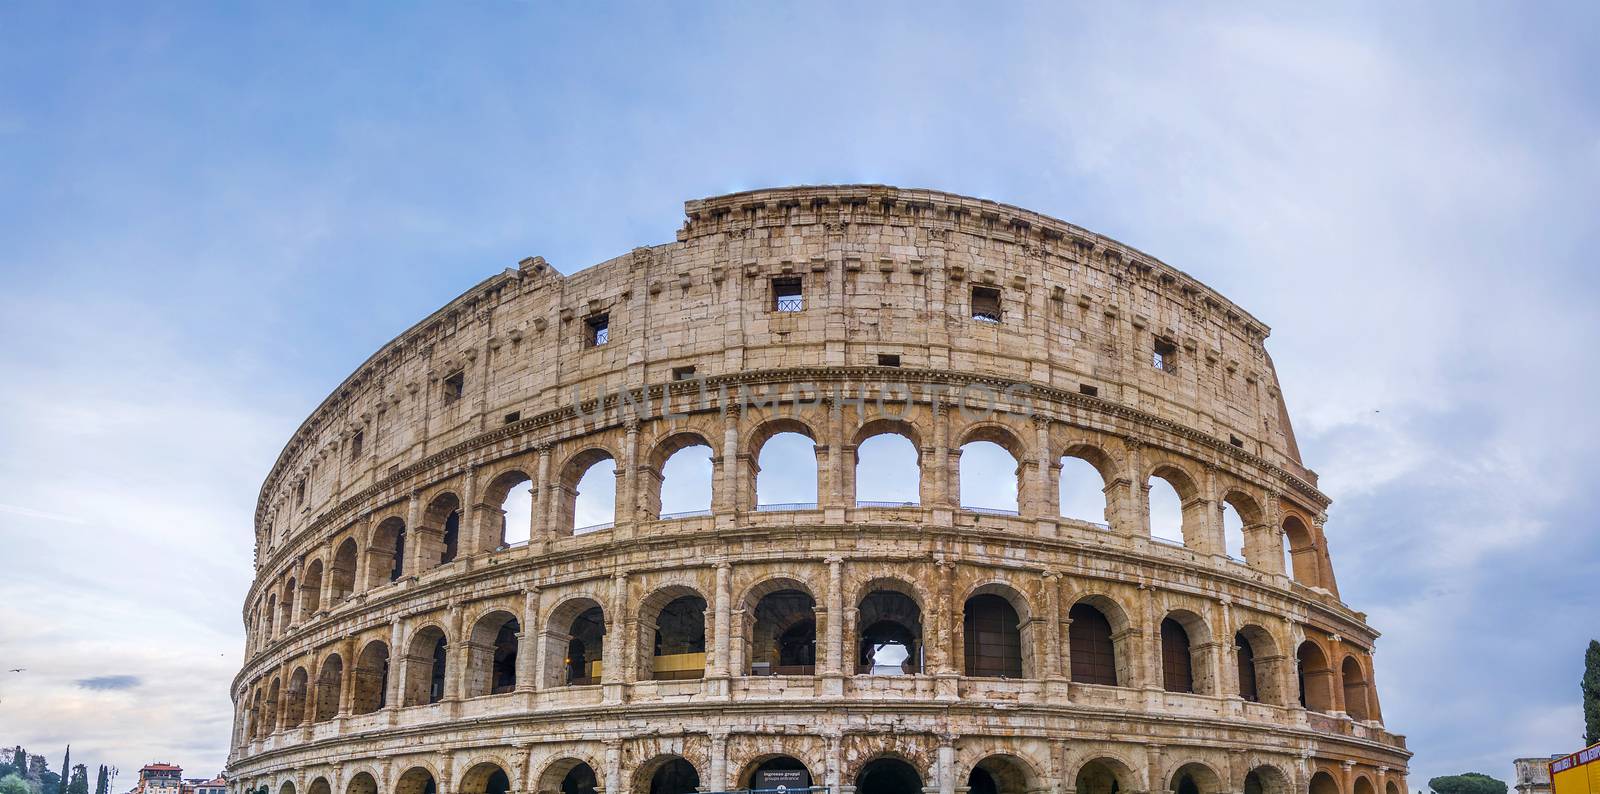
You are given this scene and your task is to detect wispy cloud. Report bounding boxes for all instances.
[76,676,141,692]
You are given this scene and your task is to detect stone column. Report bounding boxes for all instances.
[405,490,429,574]
[938,739,957,794]
[1123,437,1148,539]
[823,395,846,516]
[930,402,952,509]
[709,561,733,692]
[386,619,405,709]
[446,603,465,701]
[720,405,743,517]
[934,560,959,700]
[517,587,540,692]
[535,443,554,542]
[710,731,729,792]
[604,571,628,703]
[1034,417,1057,521]
[620,419,640,530]
[824,557,845,676]
[1043,572,1066,687]
[604,741,623,794]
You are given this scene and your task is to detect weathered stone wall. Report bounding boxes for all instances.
[229,186,1408,794]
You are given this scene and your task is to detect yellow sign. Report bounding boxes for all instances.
[1551,741,1600,794]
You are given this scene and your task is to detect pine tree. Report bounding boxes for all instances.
[1584,638,1600,746]
[93,767,108,794]
[55,749,68,794]
[66,766,86,794]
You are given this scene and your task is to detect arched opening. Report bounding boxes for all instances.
[403,625,449,706]
[1235,630,1259,702]
[246,689,260,738]
[284,667,308,727]
[344,773,377,794]
[753,426,819,510]
[857,588,922,674]
[560,764,598,794]
[1342,655,1372,721]
[466,611,520,697]
[1075,759,1131,794]
[1283,516,1317,586]
[545,600,606,687]
[1309,772,1340,794]
[748,588,817,675]
[352,640,389,714]
[395,768,437,794]
[300,560,323,617]
[854,422,921,507]
[1147,474,1186,545]
[306,779,330,794]
[651,435,714,518]
[262,678,280,733]
[742,756,812,791]
[1297,640,1334,712]
[280,579,296,630]
[1386,782,1402,794]
[967,755,1033,794]
[963,593,1023,678]
[646,593,707,681]
[331,538,357,601]
[281,778,297,794]
[482,470,534,550]
[1161,617,1194,693]
[856,758,922,794]
[1169,763,1220,794]
[264,595,278,639]
[368,517,407,587]
[1243,766,1291,794]
[1059,452,1110,526]
[1354,778,1377,794]
[459,763,511,794]
[561,451,616,534]
[313,654,343,721]
[646,758,699,794]
[960,439,1020,514]
[1221,502,1246,560]
[1068,601,1121,686]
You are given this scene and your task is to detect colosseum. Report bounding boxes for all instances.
[229,185,1410,794]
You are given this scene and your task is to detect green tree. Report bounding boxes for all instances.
[1429,774,1508,794]
[54,749,67,794]
[1583,638,1600,745]
[93,767,107,794]
[65,766,85,794]
[2,774,33,794]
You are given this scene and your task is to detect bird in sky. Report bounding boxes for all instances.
[8,668,24,673]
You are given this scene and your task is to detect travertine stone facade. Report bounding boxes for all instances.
[229,186,1409,794]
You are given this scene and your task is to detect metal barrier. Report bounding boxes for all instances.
[755,502,818,512]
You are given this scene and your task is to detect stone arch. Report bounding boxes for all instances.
[536,756,603,794]
[1297,639,1335,713]
[482,468,534,549]
[263,594,278,640]
[284,666,309,727]
[1342,654,1374,721]
[343,772,377,794]
[644,431,716,519]
[1309,771,1340,794]
[1353,775,1378,794]
[960,580,1035,679]
[279,578,297,630]
[1068,593,1134,687]
[1160,608,1217,695]
[313,653,343,721]
[740,575,818,676]
[403,623,450,706]
[748,417,821,511]
[852,754,927,794]
[458,760,514,794]
[1146,462,1203,548]
[394,766,438,794]
[305,778,330,794]
[367,516,407,587]
[544,595,607,687]
[262,677,280,733]
[850,417,924,507]
[957,422,1029,514]
[735,754,817,790]
[330,537,358,601]
[351,638,390,713]
[1059,441,1118,526]
[856,577,925,675]
[465,608,521,696]
[1385,781,1402,794]
[636,584,708,681]
[300,559,324,617]
[1234,623,1286,705]
[1242,764,1293,794]
[1282,514,1320,588]
[632,754,702,794]
[1169,761,1225,794]
[420,491,463,568]
[558,447,618,534]
[963,753,1042,794]
[1071,755,1140,794]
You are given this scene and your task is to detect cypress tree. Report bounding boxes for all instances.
[94,767,108,794]
[66,766,86,794]
[1584,638,1600,746]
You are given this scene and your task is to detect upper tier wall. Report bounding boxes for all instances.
[256,185,1312,549]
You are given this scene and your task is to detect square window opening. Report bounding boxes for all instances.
[878,354,901,367]
[772,277,804,312]
[1153,338,1178,373]
[504,411,522,425]
[672,365,697,381]
[1079,384,1099,397]
[972,286,1002,323]
[442,370,465,402]
[349,429,364,460]
[1229,434,1244,448]
[586,314,610,347]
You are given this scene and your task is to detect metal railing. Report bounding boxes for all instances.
[574,521,615,535]
[756,502,817,512]
[962,505,1020,516]
[855,500,919,508]
[659,509,713,520]
[774,295,804,312]
[972,311,1001,323]
[498,539,530,551]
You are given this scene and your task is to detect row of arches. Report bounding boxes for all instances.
[249,752,1397,794]
[242,576,1381,742]
[250,421,1334,651]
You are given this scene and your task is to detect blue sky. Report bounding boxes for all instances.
[2,1,1598,787]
